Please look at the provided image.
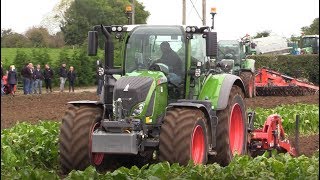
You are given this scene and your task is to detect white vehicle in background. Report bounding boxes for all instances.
[251,35,292,55]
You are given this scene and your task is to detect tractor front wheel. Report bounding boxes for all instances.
[240,72,255,98]
[159,108,208,165]
[59,105,104,174]
[213,86,247,166]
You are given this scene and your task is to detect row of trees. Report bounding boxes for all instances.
[254,18,319,41]
[1,28,64,48]
[1,0,149,48]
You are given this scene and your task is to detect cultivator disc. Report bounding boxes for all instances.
[256,86,319,96]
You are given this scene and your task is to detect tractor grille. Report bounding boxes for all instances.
[113,76,153,115]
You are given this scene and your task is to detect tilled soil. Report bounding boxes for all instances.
[246,95,319,109]
[1,92,319,156]
[1,91,99,129]
[289,134,319,157]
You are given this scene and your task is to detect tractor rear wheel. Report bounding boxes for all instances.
[213,86,247,166]
[59,105,104,174]
[159,108,208,165]
[240,72,255,98]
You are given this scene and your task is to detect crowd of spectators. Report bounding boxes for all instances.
[1,62,77,96]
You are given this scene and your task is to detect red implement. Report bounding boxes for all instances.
[255,67,319,96]
[248,114,297,156]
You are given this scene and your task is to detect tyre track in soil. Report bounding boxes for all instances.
[1,92,319,156]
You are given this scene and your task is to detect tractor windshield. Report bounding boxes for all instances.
[124,26,185,76]
[301,37,317,48]
[217,40,241,62]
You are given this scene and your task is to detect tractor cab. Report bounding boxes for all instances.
[122,25,215,101]
[300,35,319,54]
[217,40,242,73]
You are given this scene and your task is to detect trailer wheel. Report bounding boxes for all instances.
[240,72,255,98]
[213,86,247,166]
[59,105,103,174]
[159,108,208,165]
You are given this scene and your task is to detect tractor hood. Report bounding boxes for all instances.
[113,71,167,117]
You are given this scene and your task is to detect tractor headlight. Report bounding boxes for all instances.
[186,26,191,32]
[191,26,196,32]
[111,26,117,32]
[132,102,145,116]
[117,26,123,32]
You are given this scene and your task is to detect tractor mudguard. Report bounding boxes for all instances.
[168,99,215,119]
[241,59,255,73]
[199,74,245,111]
[217,75,245,110]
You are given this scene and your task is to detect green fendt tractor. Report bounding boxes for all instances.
[217,38,256,98]
[59,13,248,174]
[300,35,319,54]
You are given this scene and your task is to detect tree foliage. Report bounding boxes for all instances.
[1,29,32,48]
[253,30,271,38]
[13,49,30,72]
[60,0,150,45]
[1,28,65,48]
[301,18,319,35]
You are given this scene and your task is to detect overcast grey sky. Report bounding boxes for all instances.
[1,0,319,40]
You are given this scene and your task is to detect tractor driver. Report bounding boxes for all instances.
[155,41,183,76]
[153,41,183,86]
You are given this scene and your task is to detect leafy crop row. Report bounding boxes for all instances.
[250,104,319,135]
[1,121,60,179]
[1,104,319,179]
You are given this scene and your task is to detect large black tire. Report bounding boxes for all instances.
[213,86,247,166]
[159,108,208,165]
[59,105,103,174]
[240,72,255,98]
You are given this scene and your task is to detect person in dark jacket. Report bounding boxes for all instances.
[1,62,4,96]
[29,63,34,94]
[21,63,33,95]
[67,66,76,92]
[96,66,104,96]
[7,65,17,96]
[43,64,54,93]
[154,41,183,77]
[58,63,68,92]
[33,64,44,94]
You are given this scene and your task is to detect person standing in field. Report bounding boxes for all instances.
[1,62,4,96]
[96,66,104,96]
[7,65,17,96]
[43,64,54,93]
[29,63,34,94]
[21,63,33,95]
[67,66,76,93]
[33,64,44,94]
[58,63,68,92]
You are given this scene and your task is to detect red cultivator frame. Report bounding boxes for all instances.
[255,67,319,96]
[248,112,297,157]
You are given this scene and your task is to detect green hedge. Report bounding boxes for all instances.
[249,55,319,85]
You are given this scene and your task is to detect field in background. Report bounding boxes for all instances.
[1,48,75,66]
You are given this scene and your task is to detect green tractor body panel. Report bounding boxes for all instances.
[198,73,244,110]
[241,58,255,73]
[198,74,225,109]
[125,70,168,124]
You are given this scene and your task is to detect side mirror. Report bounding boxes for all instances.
[205,32,218,57]
[88,31,98,56]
